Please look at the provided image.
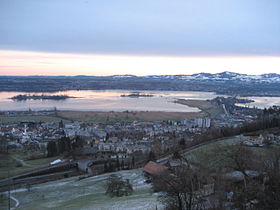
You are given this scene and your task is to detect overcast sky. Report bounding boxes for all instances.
[0,0,279,75]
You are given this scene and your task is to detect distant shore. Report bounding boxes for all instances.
[2,74,280,97]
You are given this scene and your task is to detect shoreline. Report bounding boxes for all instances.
[1,89,280,97]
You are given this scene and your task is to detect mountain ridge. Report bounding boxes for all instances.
[1,71,280,96]
[1,71,280,83]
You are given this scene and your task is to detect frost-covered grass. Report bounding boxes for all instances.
[6,169,162,210]
[183,136,243,167]
[0,194,16,210]
[183,135,276,169]
[184,136,241,155]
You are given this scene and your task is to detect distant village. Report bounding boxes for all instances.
[1,99,280,209]
[0,97,279,183]
[1,115,213,166]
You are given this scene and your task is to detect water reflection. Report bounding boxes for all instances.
[0,90,227,112]
[239,96,280,109]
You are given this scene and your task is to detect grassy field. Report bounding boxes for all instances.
[183,135,279,170]
[1,169,162,210]
[175,99,222,118]
[0,150,62,179]
[184,136,243,156]
[0,115,68,124]
[57,110,203,122]
[0,154,24,179]
[0,193,16,210]
[183,136,243,168]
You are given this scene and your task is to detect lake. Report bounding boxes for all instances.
[0,90,279,112]
[0,90,222,112]
[238,96,280,109]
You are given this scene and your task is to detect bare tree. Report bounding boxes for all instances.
[152,164,210,210]
[211,145,280,209]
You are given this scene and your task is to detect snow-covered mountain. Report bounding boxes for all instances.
[2,72,280,96]
[144,72,280,83]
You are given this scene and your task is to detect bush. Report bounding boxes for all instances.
[105,175,133,197]
[16,162,23,167]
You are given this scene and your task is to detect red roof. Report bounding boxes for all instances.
[143,161,168,175]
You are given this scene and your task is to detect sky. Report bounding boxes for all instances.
[0,0,279,76]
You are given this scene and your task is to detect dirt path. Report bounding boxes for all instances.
[10,194,20,209]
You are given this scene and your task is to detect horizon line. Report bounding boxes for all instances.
[0,71,279,77]
[1,50,280,76]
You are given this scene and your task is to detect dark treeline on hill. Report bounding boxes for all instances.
[2,73,280,96]
[190,108,280,147]
[47,137,72,157]
[151,106,280,159]
[47,136,88,157]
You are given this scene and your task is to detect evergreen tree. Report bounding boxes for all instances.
[47,141,58,157]
[75,136,84,148]
[59,120,64,128]
[121,159,125,170]
[104,162,108,172]
[57,138,66,154]
[147,151,156,162]
[179,138,185,146]
[116,156,120,171]
[65,137,71,152]
[108,161,114,172]
[132,156,135,168]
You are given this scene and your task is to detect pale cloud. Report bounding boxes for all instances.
[0,0,279,56]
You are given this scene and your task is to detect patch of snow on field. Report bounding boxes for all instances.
[7,169,163,210]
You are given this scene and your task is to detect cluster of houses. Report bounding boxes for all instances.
[0,117,215,176]
[3,112,275,177]
[242,133,280,147]
[0,117,213,151]
[1,114,278,163]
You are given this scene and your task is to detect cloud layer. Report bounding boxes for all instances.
[0,0,279,56]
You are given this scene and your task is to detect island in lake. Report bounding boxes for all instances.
[10,94,77,101]
[120,92,154,98]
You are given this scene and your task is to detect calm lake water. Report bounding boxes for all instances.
[0,90,279,112]
[238,96,280,109]
[0,90,222,112]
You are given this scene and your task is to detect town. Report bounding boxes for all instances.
[0,97,276,186]
[1,98,280,209]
